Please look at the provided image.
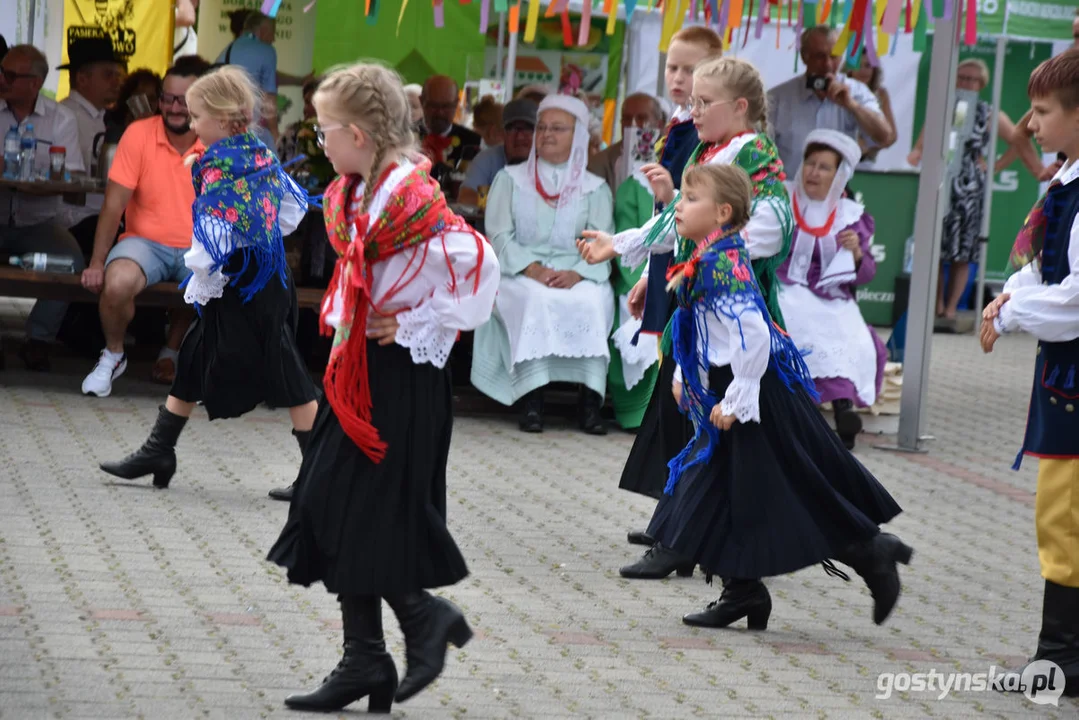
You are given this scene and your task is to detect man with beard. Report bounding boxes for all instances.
[457,98,537,207]
[78,56,209,398]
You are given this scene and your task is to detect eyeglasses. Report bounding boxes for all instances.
[1,69,39,84]
[314,123,345,147]
[535,124,573,135]
[688,96,733,113]
[159,92,188,109]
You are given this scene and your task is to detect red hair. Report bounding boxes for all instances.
[1028,48,1079,110]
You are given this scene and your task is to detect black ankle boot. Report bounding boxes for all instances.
[833,399,862,450]
[834,532,913,625]
[619,543,695,579]
[578,387,608,435]
[1030,580,1079,697]
[269,429,311,501]
[683,578,772,630]
[285,595,398,712]
[519,390,544,433]
[386,591,473,702]
[100,405,188,488]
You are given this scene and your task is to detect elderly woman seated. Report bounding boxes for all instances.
[471,95,616,434]
[778,129,887,450]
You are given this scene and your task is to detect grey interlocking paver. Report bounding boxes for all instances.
[3,305,1079,718]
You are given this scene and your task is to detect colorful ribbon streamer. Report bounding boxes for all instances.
[578,0,591,46]
[525,0,542,41]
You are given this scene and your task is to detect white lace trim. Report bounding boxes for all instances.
[613,228,649,269]
[719,377,761,424]
[394,302,458,369]
[611,316,657,390]
[184,270,229,306]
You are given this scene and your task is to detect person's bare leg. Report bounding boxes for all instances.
[165,395,197,418]
[944,261,970,320]
[935,262,947,318]
[99,259,146,354]
[289,401,318,432]
[165,308,194,351]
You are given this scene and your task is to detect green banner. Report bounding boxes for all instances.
[1004,0,1077,41]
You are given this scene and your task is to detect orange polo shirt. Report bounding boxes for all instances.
[109,117,204,249]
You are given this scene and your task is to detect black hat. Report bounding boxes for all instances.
[58,36,122,72]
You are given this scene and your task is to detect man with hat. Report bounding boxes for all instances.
[457,97,538,207]
[60,35,124,255]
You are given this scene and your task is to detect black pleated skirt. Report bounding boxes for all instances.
[267,341,469,596]
[171,256,317,420]
[617,351,695,499]
[648,364,902,580]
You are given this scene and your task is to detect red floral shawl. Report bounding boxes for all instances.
[320,157,483,462]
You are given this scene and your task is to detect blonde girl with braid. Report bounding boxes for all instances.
[267,62,500,713]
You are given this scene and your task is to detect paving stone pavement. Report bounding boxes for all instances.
[1,327,1077,719]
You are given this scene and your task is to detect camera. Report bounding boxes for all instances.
[806,75,831,92]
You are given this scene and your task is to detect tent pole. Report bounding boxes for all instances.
[974,36,1008,332]
[504,15,519,103]
[27,0,37,45]
[893,17,960,452]
[496,11,507,98]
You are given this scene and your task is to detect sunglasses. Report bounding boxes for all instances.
[159,92,188,109]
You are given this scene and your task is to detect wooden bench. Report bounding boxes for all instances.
[0,267,326,309]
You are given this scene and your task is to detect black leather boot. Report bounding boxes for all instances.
[386,591,473,702]
[284,595,398,712]
[578,387,608,435]
[833,399,862,450]
[626,530,655,546]
[834,532,913,625]
[683,578,772,630]
[519,390,544,433]
[269,429,311,501]
[619,543,694,579]
[1030,580,1079,697]
[100,405,188,488]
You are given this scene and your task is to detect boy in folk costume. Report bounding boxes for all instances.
[267,64,500,713]
[982,49,1079,696]
[579,56,793,579]
[98,67,319,493]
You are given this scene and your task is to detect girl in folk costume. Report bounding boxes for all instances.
[98,66,319,493]
[580,56,793,578]
[982,49,1079,697]
[644,164,912,630]
[267,64,499,712]
[606,27,722,512]
[470,94,616,434]
[777,130,887,450]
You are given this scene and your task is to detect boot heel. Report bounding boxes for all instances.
[676,564,694,578]
[746,606,770,631]
[894,542,913,565]
[368,683,395,714]
[448,616,473,648]
[152,457,177,489]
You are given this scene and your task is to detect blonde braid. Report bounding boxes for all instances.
[693,57,768,135]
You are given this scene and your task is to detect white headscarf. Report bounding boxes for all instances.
[786,129,866,290]
[504,94,603,250]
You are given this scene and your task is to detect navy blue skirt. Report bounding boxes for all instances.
[648,364,902,579]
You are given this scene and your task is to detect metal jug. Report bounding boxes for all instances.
[92,127,122,182]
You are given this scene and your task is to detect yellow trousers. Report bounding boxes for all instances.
[1036,458,1079,588]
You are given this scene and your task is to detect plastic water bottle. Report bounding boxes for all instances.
[2,125,20,180]
[9,253,77,273]
[903,235,915,275]
[18,123,36,181]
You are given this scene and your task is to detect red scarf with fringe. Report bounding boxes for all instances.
[320,157,483,462]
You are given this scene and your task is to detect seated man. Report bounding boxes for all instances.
[587,93,665,194]
[80,57,209,397]
[457,98,536,207]
[418,75,481,189]
[0,44,86,371]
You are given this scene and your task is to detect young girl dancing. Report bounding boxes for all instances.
[266,63,499,713]
[649,163,911,629]
[98,66,319,494]
[580,56,792,579]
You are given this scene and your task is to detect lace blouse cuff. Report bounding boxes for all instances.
[395,303,458,368]
[184,269,229,307]
[613,229,649,269]
[719,378,761,424]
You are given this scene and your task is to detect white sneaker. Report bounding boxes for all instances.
[82,351,128,397]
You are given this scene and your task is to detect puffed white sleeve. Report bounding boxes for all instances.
[612,197,677,268]
[995,217,1079,342]
[743,196,790,261]
[708,301,770,423]
[394,231,501,367]
[278,175,309,236]
[183,214,232,306]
